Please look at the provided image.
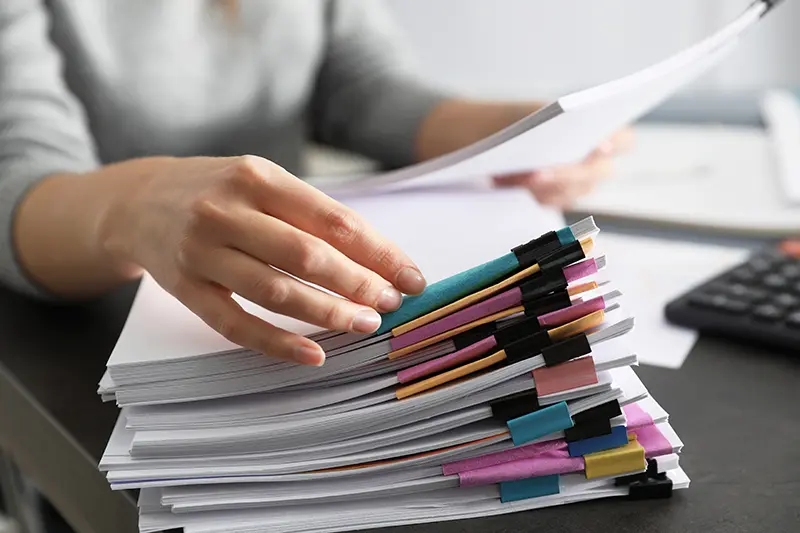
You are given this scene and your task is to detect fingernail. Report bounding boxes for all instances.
[293,344,325,366]
[397,267,426,295]
[352,308,382,333]
[377,286,403,312]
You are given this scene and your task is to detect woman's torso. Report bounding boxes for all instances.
[45,0,328,172]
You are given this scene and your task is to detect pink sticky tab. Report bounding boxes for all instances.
[532,357,598,397]
[458,449,584,487]
[390,287,522,351]
[631,424,673,457]
[443,439,566,476]
[623,403,654,429]
[538,296,605,327]
[397,336,497,384]
[562,258,598,283]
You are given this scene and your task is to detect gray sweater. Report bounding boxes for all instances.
[0,0,447,296]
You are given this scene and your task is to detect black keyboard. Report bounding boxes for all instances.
[665,240,800,352]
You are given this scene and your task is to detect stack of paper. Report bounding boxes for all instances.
[97,188,688,532]
[93,2,789,528]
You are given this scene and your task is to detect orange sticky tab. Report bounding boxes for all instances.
[532,356,598,397]
[391,264,541,337]
[568,281,598,297]
[395,350,507,399]
[388,305,523,360]
[547,309,605,342]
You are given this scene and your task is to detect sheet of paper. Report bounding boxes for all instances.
[308,3,763,196]
[594,233,748,369]
[570,123,800,235]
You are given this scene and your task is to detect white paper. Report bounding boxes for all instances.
[570,123,800,235]
[594,233,748,368]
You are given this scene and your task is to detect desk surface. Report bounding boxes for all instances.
[1,279,799,533]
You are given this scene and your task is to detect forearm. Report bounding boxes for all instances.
[414,99,543,162]
[14,165,146,298]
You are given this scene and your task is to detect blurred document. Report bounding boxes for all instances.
[570,123,800,236]
[594,233,748,369]
[311,2,769,197]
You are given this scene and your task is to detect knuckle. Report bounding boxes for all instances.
[252,275,291,306]
[322,301,347,329]
[175,237,201,273]
[213,315,241,344]
[294,239,326,278]
[368,244,396,271]
[351,275,374,302]
[323,208,362,246]
[229,155,269,191]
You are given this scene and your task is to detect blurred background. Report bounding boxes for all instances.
[385,0,799,99]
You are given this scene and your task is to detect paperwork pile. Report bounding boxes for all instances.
[98,211,687,533]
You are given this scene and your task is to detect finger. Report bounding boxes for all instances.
[195,246,383,335]
[233,157,427,295]
[172,278,326,366]
[492,172,536,188]
[222,208,403,313]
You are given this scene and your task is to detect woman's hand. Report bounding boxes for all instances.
[492,128,635,207]
[97,156,426,365]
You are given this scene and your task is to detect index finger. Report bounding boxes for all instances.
[250,159,427,295]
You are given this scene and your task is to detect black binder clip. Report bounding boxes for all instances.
[541,334,591,367]
[616,458,674,499]
[564,417,612,443]
[504,331,552,365]
[512,231,563,268]
[452,322,499,351]
[490,390,541,423]
[537,241,587,272]
[571,400,622,426]
[522,290,572,318]
[519,271,568,302]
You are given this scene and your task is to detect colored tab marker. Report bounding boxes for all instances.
[567,425,629,457]
[533,356,598,397]
[583,436,646,480]
[507,401,573,446]
[500,474,561,503]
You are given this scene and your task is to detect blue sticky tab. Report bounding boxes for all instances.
[377,253,520,334]
[567,425,629,457]
[555,227,575,245]
[500,474,560,503]
[507,401,573,446]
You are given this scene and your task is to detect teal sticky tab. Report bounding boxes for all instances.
[507,401,573,446]
[555,227,575,245]
[500,474,560,503]
[377,252,520,334]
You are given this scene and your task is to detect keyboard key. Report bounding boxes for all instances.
[779,263,800,280]
[763,274,789,290]
[721,300,751,314]
[723,284,768,303]
[749,257,775,273]
[787,312,800,329]
[730,267,757,283]
[773,293,800,308]
[689,293,726,309]
[752,304,786,322]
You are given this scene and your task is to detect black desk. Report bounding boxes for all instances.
[1,282,799,533]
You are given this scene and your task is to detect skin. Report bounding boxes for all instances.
[14,99,630,365]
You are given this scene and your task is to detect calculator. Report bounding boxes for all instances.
[665,240,800,351]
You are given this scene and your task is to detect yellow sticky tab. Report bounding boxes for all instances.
[583,435,646,480]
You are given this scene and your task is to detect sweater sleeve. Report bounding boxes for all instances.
[309,0,452,169]
[0,0,99,297]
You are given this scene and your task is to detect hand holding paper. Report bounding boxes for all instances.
[98,155,426,366]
